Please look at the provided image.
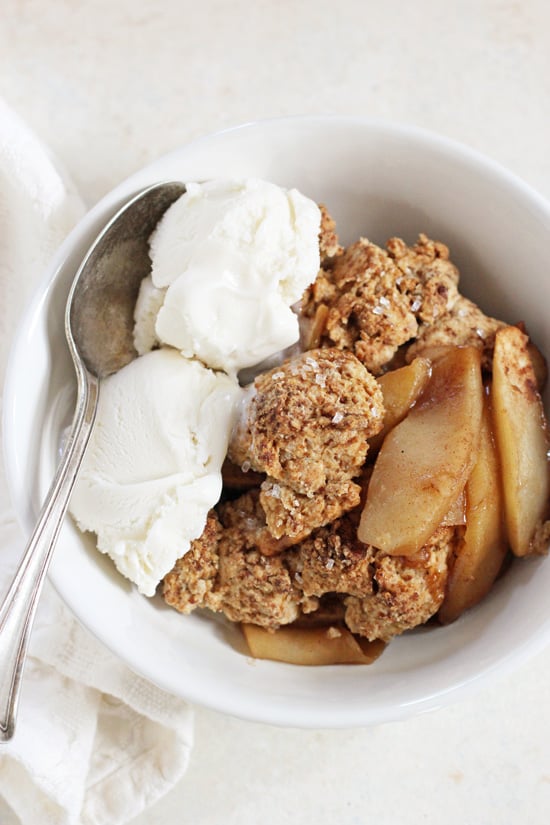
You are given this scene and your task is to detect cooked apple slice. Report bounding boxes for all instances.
[241,623,385,665]
[438,392,507,624]
[440,489,466,527]
[369,357,431,452]
[358,346,483,555]
[491,325,550,556]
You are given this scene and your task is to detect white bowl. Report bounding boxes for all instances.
[4,116,550,728]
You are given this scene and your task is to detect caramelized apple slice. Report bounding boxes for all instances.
[438,392,507,624]
[358,346,483,555]
[241,623,385,665]
[440,489,466,527]
[369,357,431,452]
[491,325,550,556]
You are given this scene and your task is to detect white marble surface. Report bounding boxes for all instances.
[1,0,550,822]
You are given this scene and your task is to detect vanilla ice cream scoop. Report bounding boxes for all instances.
[133,178,321,374]
[69,348,242,596]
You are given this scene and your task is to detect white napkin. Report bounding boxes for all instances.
[0,99,193,825]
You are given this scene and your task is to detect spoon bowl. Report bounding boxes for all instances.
[67,180,185,378]
[0,180,185,741]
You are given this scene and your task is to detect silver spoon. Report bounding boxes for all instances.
[0,180,186,741]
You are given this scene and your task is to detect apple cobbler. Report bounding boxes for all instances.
[163,206,550,665]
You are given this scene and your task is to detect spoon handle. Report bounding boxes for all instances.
[0,373,99,741]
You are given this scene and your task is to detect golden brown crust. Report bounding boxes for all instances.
[229,348,384,496]
[163,492,304,628]
[406,294,505,371]
[163,512,222,614]
[386,233,460,325]
[344,527,456,642]
[318,203,343,261]
[215,533,301,628]
[259,478,361,539]
[288,512,373,600]
[218,488,298,556]
[302,239,418,374]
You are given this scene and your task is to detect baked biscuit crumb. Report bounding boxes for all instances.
[288,512,373,599]
[318,203,343,261]
[163,512,222,614]
[260,477,361,539]
[229,347,384,495]
[302,239,419,374]
[386,233,460,324]
[406,294,505,370]
[344,527,457,642]
[164,492,304,628]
